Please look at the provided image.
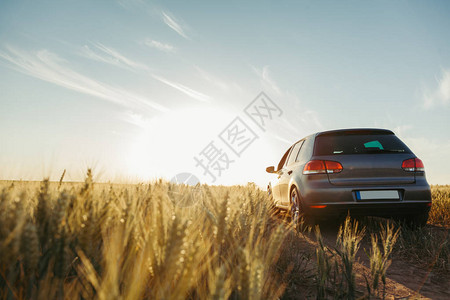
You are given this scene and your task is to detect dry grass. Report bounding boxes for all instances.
[361,185,450,274]
[314,217,368,299]
[429,185,450,227]
[0,171,289,299]
[0,174,448,299]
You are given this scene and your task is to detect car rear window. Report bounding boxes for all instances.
[313,134,412,155]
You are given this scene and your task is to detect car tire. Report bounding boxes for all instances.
[290,187,314,229]
[289,187,300,229]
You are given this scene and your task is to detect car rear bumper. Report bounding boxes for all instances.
[298,178,431,218]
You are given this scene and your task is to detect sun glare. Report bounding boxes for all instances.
[126,106,235,181]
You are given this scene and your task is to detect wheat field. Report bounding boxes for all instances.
[0,171,448,299]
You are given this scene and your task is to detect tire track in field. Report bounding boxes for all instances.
[274,210,450,299]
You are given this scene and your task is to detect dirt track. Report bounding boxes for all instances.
[314,222,449,299]
[277,212,450,299]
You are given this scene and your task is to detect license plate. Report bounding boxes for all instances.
[356,190,399,200]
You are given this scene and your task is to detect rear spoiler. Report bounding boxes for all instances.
[317,128,394,137]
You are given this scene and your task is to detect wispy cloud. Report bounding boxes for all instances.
[392,124,413,138]
[151,74,211,102]
[80,43,149,71]
[161,11,189,39]
[271,133,292,145]
[143,39,175,53]
[0,46,168,113]
[117,2,190,40]
[424,68,450,108]
[79,42,212,103]
[195,66,234,91]
[121,110,152,129]
[251,65,323,140]
[251,65,282,96]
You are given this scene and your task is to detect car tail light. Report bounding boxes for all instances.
[325,161,343,174]
[303,160,326,174]
[415,158,425,171]
[303,160,343,175]
[402,158,425,172]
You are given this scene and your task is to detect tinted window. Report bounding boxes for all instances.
[286,141,303,166]
[277,147,291,170]
[314,134,412,155]
[297,138,313,163]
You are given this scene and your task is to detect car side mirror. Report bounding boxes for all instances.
[266,166,275,173]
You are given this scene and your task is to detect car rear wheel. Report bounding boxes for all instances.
[289,187,300,229]
[290,187,314,229]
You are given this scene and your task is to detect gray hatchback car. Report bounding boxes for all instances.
[266,128,431,226]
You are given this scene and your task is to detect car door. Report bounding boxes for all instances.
[278,141,304,206]
[271,147,291,205]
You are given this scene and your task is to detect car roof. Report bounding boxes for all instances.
[315,128,394,137]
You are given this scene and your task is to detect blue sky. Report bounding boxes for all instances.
[0,0,449,186]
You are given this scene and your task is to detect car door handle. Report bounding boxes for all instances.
[287,170,293,175]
